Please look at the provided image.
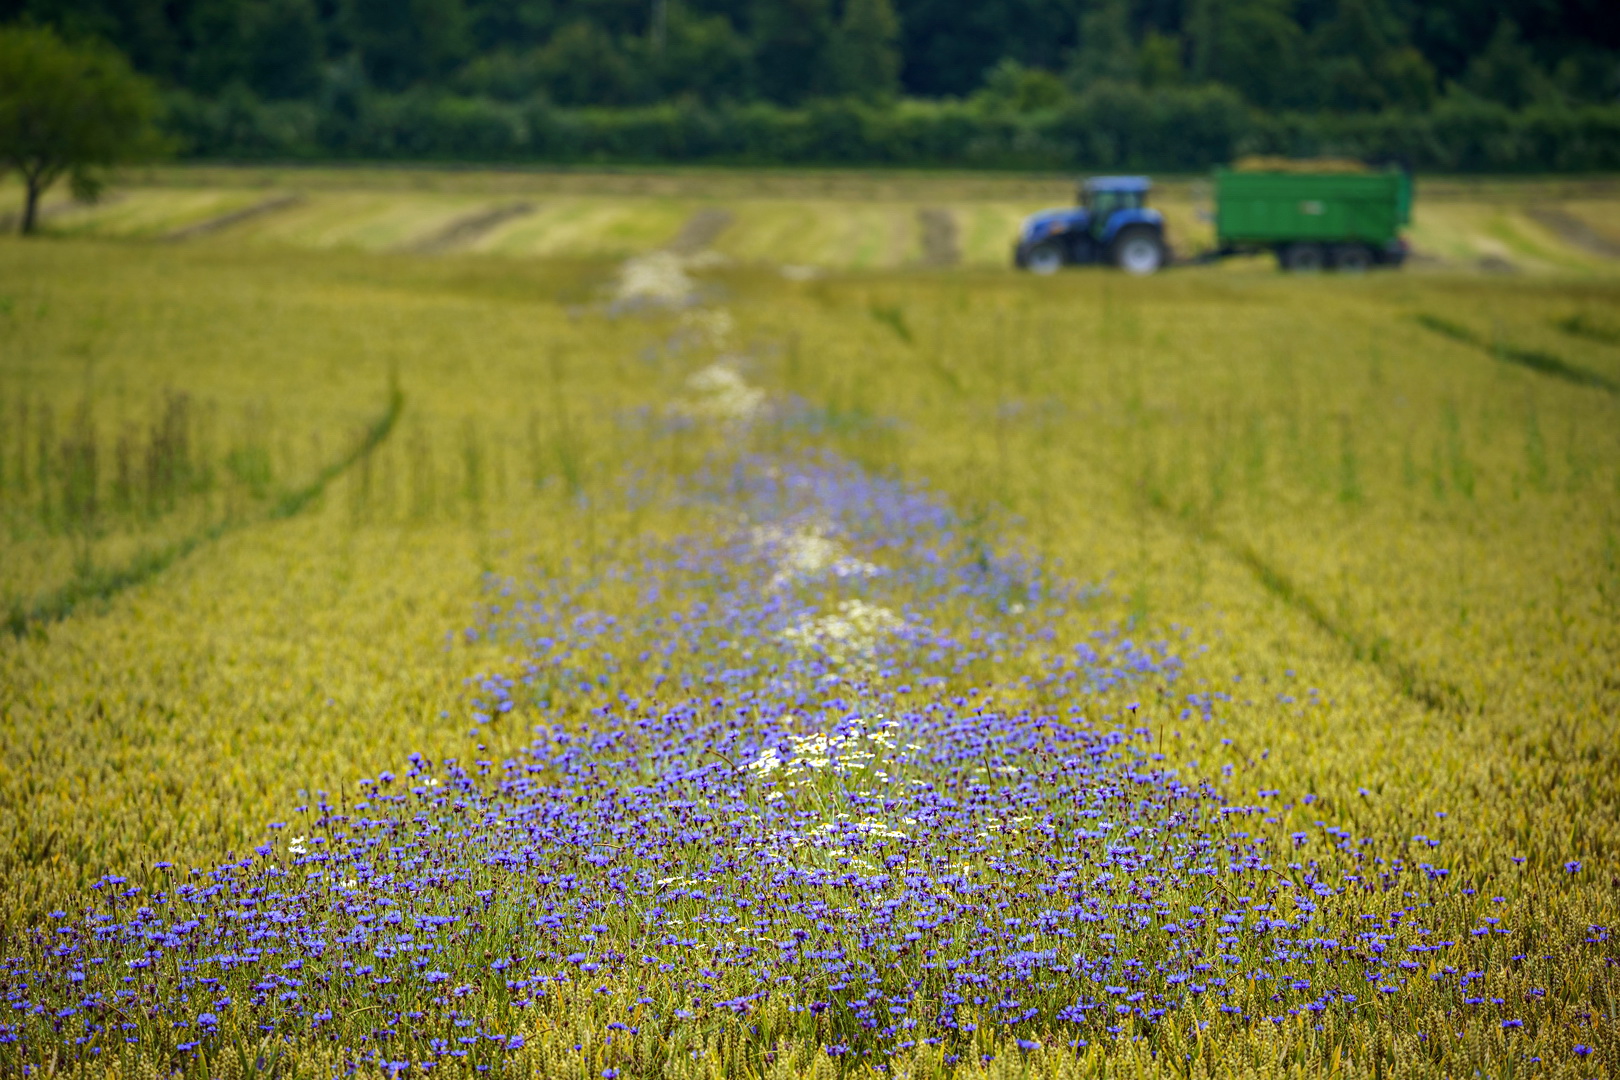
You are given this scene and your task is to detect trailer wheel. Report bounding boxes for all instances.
[1281,243,1326,273]
[1112,227,1164,275]
[1025,241,1065,275]
[1332,244,1373,273]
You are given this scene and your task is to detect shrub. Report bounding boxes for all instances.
[157,86,1620,172]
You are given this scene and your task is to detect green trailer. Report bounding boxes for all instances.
[1211,168,1412,272]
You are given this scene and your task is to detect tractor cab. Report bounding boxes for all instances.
[1080,177,1147,230]
[1015,175,1166,275]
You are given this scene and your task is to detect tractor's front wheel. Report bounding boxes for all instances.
[1024,241,1065,275]
[1112,227,1165,275]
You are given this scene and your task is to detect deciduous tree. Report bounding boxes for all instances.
[1311,0,1434,112]
[824,0,902,101]
[1070,0,1136,91]
[752,0,833,104]
[534,20,639,105]
[342,0,470,92]
[1137,30,1184,89]
[243,0,324,101]
[1187,0,1310,108]
[652,5,752,104]
[1461,18,1555,109]
[0,25,164,235]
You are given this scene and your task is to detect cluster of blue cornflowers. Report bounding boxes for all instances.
[0,451,1596,1075]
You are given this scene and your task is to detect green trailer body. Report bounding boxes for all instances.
[1213,169,1412,270]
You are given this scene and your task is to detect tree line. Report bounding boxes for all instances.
[3,0,1616,114]
[3,1,1620,204]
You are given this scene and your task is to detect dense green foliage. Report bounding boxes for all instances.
[0,24,163,232]
[157,90,1620,172]
[2,0,1618,167]
[3,0,1617,109]
[154,86,1620,170]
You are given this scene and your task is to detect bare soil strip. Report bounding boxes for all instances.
[405,202,535,254]
[1527,206,1620,259]
[666,207,733,254]
[162,193,305,242]
[916,207,960,267]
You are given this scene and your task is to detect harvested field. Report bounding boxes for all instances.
[21,168,1618,278]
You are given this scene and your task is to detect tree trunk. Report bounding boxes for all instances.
[21,176,42,236]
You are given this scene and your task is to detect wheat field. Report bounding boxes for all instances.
[0,167,1617,1078]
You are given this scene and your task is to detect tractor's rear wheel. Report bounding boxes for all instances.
[1025,241,1065,275]
[1332,244,1373,273]
[1281,243,1327,273]
[1112,227,1164,275]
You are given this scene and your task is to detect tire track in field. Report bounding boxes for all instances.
[404,202,534,254]
[162,194,306,242]
[916,207,960,267]
[1526,206,1620,260]
[1415,313,1619,395]
[1142,488,1471,715]
[666,207,733,255]
[4,383,404,638]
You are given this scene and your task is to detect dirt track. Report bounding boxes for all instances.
[406,202,535,253]
[162,194,305,241]
[666,207,734,254]
[1527,206,1620,259]
[917,207,960,267]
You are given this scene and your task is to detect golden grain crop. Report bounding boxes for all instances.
[0,169,1615,1077]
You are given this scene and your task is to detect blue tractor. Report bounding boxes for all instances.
[1013,176,1167,275]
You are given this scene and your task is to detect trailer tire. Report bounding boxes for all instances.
[1025,241,1065,275]
[1332,244,1373,273]
[1280,243,1326,273]
[1112,227,1164,275]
